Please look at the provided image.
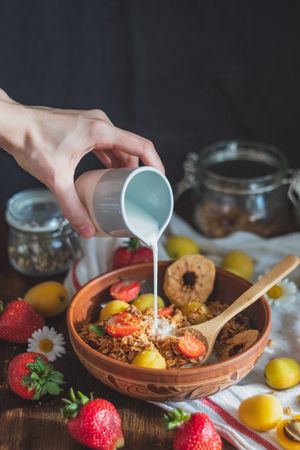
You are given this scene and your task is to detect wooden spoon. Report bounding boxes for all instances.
[178,254,300,364]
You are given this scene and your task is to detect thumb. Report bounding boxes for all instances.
[53,182,95,238]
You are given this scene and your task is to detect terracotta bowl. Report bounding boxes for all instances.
[67,261,271,402]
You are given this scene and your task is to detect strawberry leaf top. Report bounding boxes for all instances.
[128,238,141,251]
[62,388,91,419]
[22,355,64,400]
[164,408,191,430]
[89,324,106,336]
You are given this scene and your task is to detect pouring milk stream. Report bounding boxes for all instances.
[124,201,160,332]
[75,167,174,335]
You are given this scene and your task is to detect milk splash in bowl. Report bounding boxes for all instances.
[122,168,173,334]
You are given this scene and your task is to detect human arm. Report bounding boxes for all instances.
[0,89,164,237]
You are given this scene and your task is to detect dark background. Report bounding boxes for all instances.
[0,0,300,207]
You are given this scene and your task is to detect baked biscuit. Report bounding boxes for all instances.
[218,329,259,360]
[163,255,216,306]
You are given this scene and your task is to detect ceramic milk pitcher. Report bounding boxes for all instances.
[75,167,174,243]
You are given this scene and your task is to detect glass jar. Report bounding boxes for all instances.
[5,188,82,276]
[176,141,299,238]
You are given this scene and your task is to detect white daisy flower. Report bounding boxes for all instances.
[265,278,298,307]
[27,326,66,361]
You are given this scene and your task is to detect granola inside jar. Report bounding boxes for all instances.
[179,141,299,238]
[5,188,81,276]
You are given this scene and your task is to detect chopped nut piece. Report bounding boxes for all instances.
[284,406,293,416]
[267,339,272,347]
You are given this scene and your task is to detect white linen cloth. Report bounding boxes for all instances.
[65,213,300,450]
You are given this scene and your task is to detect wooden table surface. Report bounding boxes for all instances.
[0,209,235,450]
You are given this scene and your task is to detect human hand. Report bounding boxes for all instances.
[0,90,164,237]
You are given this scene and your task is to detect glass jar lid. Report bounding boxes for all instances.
[5,188,68,232]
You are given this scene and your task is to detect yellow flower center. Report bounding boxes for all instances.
[267,285,283,300]
[38,338,54,353]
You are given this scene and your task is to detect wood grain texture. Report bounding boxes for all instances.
[0,210,236,450]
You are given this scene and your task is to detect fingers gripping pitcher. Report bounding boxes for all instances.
[75,167,174,334]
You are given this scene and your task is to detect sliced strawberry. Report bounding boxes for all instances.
[158,306,175,317]
[105,312,140,337]
[177,335,206,358]
[109,279,141,302]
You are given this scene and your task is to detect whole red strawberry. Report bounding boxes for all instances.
[165,408,222,450]
[112,238,153,269]
[8,352,64,400]
[0,299,45,343]
[62,389,124,450]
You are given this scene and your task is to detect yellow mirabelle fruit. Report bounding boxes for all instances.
[265,358,300,390]
[238,394,283,431]
[223,266,245,278]
[131,350,167,369]
[277,415,300,450]
[24,281,68,317]
[100,300,129,321]
[181,302,210,324]
[166,235,199,259]
[133,294,165,313]
[221,250,254,280]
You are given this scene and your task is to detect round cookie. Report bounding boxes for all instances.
[218,329,259,360]
[163,254,216,306]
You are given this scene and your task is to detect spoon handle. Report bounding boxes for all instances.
[215,254,300,328]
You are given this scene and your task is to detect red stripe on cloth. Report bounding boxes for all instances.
[201,398,279,450]
[71,260,81,292]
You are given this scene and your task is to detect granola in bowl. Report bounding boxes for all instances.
[78,255,260,369]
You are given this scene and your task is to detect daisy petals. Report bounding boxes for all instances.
[26,326,66,361]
